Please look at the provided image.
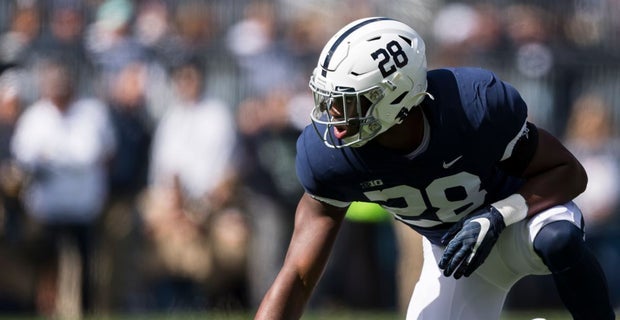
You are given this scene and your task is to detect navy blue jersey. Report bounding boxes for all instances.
[296,67,529,244]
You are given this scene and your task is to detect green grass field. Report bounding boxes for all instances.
[0,309,569,320]
[128,310,570,320]
[0,308,581,320]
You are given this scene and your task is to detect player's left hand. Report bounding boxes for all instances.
[438,206,506,279]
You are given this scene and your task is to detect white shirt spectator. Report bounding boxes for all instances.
[149,98,237,200]
[11,98,115,224]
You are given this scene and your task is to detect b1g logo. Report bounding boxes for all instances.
[360,179,384,188]
[363,172,487,227]
[371,40,409,78]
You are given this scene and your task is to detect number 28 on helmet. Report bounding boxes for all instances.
[309,17,431,148]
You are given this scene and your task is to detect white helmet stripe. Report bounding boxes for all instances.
[320,17,393,77]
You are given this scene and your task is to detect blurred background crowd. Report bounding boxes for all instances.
[0,0,618,318]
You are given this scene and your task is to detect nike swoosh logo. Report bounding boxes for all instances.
[443,155,463,169]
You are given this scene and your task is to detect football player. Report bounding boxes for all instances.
[254,17,615,319]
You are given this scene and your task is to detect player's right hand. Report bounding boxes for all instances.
[438,206,506,279]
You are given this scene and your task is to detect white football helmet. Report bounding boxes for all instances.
[309,17,430,148]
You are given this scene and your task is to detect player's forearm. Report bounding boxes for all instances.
[255,194,346,319]
[254,267,315,320]
[255,227,339,319]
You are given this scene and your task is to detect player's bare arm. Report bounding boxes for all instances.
[518,127,587,216]
[254,193,347,320]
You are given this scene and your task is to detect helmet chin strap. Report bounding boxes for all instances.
[411,91,435,107]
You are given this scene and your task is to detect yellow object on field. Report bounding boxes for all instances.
[345,201,390,223]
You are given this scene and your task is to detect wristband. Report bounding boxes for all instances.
[491,194,528,226]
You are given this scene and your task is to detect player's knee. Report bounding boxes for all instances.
[533,221,585,272]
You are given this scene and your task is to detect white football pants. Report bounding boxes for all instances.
[406,202,583,320]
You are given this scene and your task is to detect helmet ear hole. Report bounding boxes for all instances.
[360,95,372,109]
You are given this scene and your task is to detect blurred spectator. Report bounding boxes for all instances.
[10,57,115,318]
[564,92,620,308]
[236,89,308,307]
[0,1,40,65]
[430,2,481,67]
[393,218,424,314]
[0,65,25,243]
[106,63,153,209]
[0,62,35,313]
[313,203,398,311]
[280,9,330,76]
[85,0,148,97]
[501,4,558,132]
[226,2,300,97]
[564,0,609,49]
[169,1,239,113]
[133,1,173,64]
[95,61,154,312]
[229,4,329,307]
[0,1,42,106]
[134,1,220,72]
[29,0,93,96]
[171,1,219,62]
[140,56,249,310]
[429,3,505,69]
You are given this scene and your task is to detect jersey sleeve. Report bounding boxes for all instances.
[497,122,539,176]
[453,68,529,162]
[295,129,319,194]
[295,128,352,207]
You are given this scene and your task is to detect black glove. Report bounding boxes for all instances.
[438,206,506,279]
